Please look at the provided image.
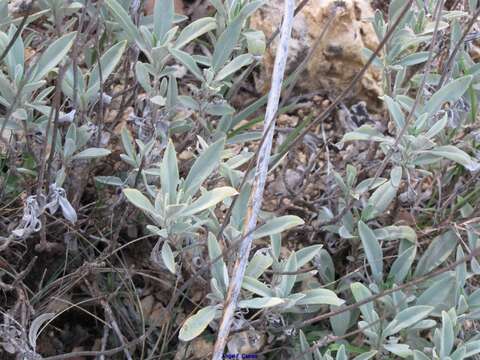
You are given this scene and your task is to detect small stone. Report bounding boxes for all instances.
[179,150,193,161]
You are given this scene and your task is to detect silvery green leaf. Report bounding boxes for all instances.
[441,311,454,358]
[239,297,284,309]
[121,126,135,160]
[389,245,416,284]
[383,306,433,336]
[95,176,124,186]
[390,166,402,188]
[242,276,273,297]
[161,241,176,274]
[244,30,266,56]
[32,32,77,81]
[423,75,473,115]
[215,54,254,81]
[413,350,430,360]
[421,145,480,171]
[245,249,273,279]
[425,113,448,139]
[296,289,344,306]
[417,273,456,309]
[358,221,383,283]
[150,95,166,106]
[72,148,111,160]
[208,232,228,294]
[123,188,156,215]
[374,226,416,243]
[12,108,27,120]
[154,0,173,43]
[450,346,466,360]
[178,306,217,341]
[366,181,397,219]
[393,51,430,66]
[270,233,281,260]
[340,125,390,143]
[409,319,437,331]
[5,25,24,79]
[414,231,458,277]
[28,313,55,349]
[205,102,235,116]
[353,351,378,360]
[336,345,347,360]
[383,344,412,358]
[160,140,179,204]
[383,95,405,129]
[317,249,335,284]
[351,282,380,328]
[330,305,350,336]
[456,246,467,289]
[174,17,217,49]
[182,138,225,197]
[362,48,383,69]
[58,196,77,224]
[296,245,322,268]
[461,339,480,358]
[135,62,153,93]
[104,0,144,48]
[278,252,297,298]
[178,187,238,217]
[55,167,66,187]
[169,47,204,81]
[354,178,387,194]
[146,225,167,237]
[211,1,263,72]
[63,138,76,160]
[299,330,312,360]
[86,41,126,100]
[253,215,304,239]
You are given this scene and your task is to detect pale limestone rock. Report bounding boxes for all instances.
[251,0,383,109]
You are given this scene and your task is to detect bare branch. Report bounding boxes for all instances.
[211,1,295,358]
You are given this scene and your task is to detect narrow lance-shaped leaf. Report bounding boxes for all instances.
[160,140,179,205]
[414,231,458,277]
[175,17,217,49]
[215,54,254,81]
[239,297,284,309]
[86,41,127,100]
[154,0,174,43]
[211,1,263,72]
[182,138,225,197]
[178,306,217,341]
[278,252,297,298]
[123,188,156,215]
[245,250,273,279]
[208,232,228,295]
[178,187,238,217]
[358,221,383,282]
[32,32,77,81]
[440,311,454,358]
[104,0,142,47]
[72,148,111,160]
[169,47,205,81]
[421,145,480,172]
[161,241,176,274]
[383,306,434,336]
[252,215,304,239]
[423,75,472,115]
[296,289,345,307]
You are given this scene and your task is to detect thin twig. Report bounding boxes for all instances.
[212,1,295,358]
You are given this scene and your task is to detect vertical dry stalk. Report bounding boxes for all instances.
[211,0,295,358]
